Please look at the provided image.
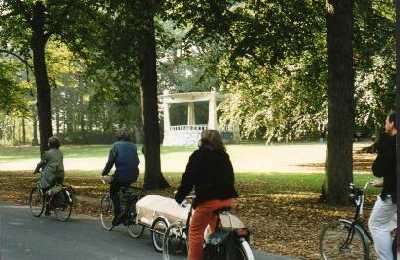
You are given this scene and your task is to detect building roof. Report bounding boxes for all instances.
[159,91,224,104]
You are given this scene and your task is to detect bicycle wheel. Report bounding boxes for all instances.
[320,220,369,260]
[235,239,255,260]
[152,217,168,252]
[127,216,145,238]
[29,187,44,217]
[163,222,188,260]
[100,194,114,231]
[54,190,73,222]
[204,234,254,260]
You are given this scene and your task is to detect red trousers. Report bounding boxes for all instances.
[188,199,233,260]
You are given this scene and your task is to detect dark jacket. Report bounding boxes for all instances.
[102,141,140,183]
[372,133,397,203]
[175,146,238,208]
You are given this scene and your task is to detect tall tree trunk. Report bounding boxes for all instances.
[102,109,107,133]
[21,117,26,144]
[325,0,355,205]
[87,113,93,132]
[395,0,400,238]
[63,109,66,133]
[12,119,16,145]
[138,5,169,190]
[32,108,39,146]
[55,109,60,135]
[66,93,73,133]
[31,2,52,154]
[79,95,85,132]
[54,88,60,135]
[66,109,73,133]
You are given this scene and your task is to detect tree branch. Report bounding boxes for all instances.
[0,49,33,70]
[44,31,52,42]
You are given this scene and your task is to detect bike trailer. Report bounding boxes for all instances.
[135,195,189,227]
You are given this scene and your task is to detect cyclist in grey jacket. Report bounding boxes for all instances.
[33,136,64,215]
[102,128,140,226]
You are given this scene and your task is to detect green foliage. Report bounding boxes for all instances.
[353,0,395,132]
[163,0,329,141]
[163,0,324,65]
[0,0,396,144]
[218,52,327,142]
[163,0,394,142]
[0,0,101,63]
[157,20,220,92]
[0,60,31,114]
[45,40,142,134]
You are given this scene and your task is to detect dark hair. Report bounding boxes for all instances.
[388,111,397,129]
[48,136,61,149]
[199,130,225,152]
[116,128,131,141]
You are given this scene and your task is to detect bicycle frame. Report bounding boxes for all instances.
[100,178,144,227]
[351,181,374,241]
[337,181,374,250]
[320,180,397,260]
[337,218,372,252]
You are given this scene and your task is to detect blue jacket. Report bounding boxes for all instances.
[102,141,140,183]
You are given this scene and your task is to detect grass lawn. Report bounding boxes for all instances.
[0,143,374,174]
[0,170,380,259]
[0,144,197,162]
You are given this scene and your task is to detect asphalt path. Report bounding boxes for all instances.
[0,203,292,260]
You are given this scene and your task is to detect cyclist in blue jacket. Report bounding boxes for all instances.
[102,128,140,226]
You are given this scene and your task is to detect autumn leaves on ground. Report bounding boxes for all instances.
[0,149,378,260]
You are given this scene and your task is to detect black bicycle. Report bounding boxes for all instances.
[162,195,254,260]
[99,177,145,238]
[320,181,379,260]
[29,172,74,222]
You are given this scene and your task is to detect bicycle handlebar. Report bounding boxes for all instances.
[363,180,372,190]
[100,175,112,184]
[349,180,372,192]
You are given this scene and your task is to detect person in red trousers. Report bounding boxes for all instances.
[175,130,238,260]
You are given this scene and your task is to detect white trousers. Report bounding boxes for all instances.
[368,196,397,260]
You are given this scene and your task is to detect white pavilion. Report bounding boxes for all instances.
[159,90,239,146]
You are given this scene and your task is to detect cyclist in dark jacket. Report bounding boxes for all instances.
[102,128,140,226]
[175,140,238,208]
[368,111,397,260]
[175,130,238,260]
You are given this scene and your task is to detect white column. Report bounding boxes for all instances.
[187,102,195,125]
[208,91,218,130]
[162,90,171,145]
[162,90,171,133]
[233,122,240,142]
[163,102,170,132]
